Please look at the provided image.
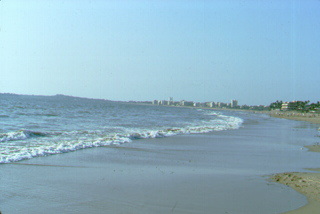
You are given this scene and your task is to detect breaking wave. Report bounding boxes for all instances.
[0,130,47,142]
[0,114,243,164]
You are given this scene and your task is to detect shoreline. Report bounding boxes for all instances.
[269,113,320,213]
[137,102,320,125]
[1,107,319,213]
[270,169,320,214]
[232,107,320,213]
[268,111,320,125]
[1,118,314,214]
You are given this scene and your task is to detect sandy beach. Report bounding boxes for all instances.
[0,134,311,214]
[1,111,320,214]
[269,111,320,125]
[271,171,320,213]
[2,0,319,213]
[268,111,320,213]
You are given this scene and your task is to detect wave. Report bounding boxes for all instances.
[0,135,131,163]
[39,113,59,117]
[125,116,243,139]
[0,130,47,142]
[0,115,243,164]
[17,113,59,117]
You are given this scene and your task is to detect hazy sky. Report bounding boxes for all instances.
[1,0,319,105]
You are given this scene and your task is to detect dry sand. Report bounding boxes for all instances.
[269,111,320,124]
[269,111,320,213]
[271,171,320,213]
[305,144,320,153]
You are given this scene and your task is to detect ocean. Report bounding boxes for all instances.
[1,94,320,213]
[0,94,243,163]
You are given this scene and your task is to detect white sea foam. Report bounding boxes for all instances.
[0,135,132,163]
[0,130,47,142]
[0,113,243,164]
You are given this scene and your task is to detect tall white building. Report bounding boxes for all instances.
[205,102,215,108]
[231,100,238,108]
[152,100,160,105]
[169,97,174,105]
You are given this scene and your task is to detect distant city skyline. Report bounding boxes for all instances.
[1,0,319,105]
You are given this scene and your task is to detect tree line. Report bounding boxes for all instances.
[269,100,320,112]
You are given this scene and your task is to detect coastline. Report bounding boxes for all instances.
[1,107,320,213]
[136,102,320,125]
[2,115,316,214]
[271,171,320,214]
[135,106,320,212]
[268,111,320,125]
[269,112,320,213]
[155,104,319,125]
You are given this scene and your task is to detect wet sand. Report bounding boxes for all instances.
[0,134,314,213]
[269,112,320,214]
[1,112,319,213]
[271,170,320,214]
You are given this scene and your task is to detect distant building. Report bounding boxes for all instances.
[205,102,215,108]
[152,100,160,105]
[281,102,289,110]
[152,98,242,109]
[281,101,301,111]
[162,100,170,105]
[180,100,194,107]
[217,102,227,108]
[193,102,205,107]
[231,100,238,108]
[186,101,195,107]
[172,101,180,106]
[169,97,173,104]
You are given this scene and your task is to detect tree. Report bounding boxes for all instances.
[293,101,309,111]
[269,100,283,110]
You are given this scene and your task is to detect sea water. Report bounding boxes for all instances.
[1,94,320,214]
[0,94,243,163]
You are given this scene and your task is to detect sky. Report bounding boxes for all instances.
[0,0,319,105]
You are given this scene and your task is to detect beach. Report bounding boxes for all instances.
[268,112,320,214]
[1,112,320,213]
[271,171,320,213]
[266,110,320,213]
[2,0,320,213]
[269,111,320,125]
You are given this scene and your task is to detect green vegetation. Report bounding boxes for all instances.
[269,100,283,110]
[269,100,320,112]
[293,101,310,111]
